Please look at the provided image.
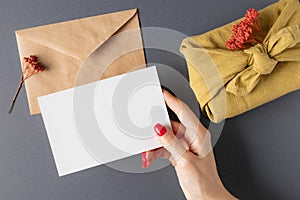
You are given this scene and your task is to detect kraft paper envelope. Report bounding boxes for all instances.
[38,67,170,176]
[16,8,145,115]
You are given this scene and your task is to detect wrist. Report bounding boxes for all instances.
[205,184,238,200]
[210,188,237,200]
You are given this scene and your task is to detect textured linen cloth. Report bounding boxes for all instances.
[180,0,300,122]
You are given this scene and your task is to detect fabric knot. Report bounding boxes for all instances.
[244,43,278,75]
[226,25,300,96]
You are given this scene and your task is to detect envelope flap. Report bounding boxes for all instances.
[15,9,137,61]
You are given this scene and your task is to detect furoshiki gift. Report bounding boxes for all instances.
[180,0,300,122]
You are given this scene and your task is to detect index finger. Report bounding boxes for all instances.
[162,90,206,133]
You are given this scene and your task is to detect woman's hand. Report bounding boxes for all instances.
[142,90,237,200]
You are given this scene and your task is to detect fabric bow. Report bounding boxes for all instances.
[226,25,300,96]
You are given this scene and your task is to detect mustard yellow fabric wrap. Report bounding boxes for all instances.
[180,0,300,123]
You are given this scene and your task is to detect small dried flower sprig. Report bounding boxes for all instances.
[226,8,265,50]
[8,55,45,113]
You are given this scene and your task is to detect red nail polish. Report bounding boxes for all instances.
[142,152,147,169]
[142,161,147,169]
[154,123,167,136]
[142,152,147,162]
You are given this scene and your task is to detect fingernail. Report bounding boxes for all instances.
[142,152,147,169]
[142,152,147,162]
[154,123,167,136]
[142,162,147,169]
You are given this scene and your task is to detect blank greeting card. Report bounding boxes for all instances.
[38,66,170,176]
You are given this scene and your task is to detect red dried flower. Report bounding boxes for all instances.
[226,38,238,50]
[8,55,46,113]
[226,8,265,50]
[244,8,259,22]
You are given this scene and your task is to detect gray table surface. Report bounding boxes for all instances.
[1,0,300,199]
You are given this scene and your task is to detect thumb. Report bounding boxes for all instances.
[154,123,187,163]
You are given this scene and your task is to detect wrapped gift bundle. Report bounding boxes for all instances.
[180,0,300,123]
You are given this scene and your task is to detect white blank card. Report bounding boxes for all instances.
[38,66,170,176]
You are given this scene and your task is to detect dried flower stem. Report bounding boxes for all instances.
[8,55,45,114]
[8,75,24,113]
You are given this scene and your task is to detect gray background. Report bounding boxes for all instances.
[1,0,300,199]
